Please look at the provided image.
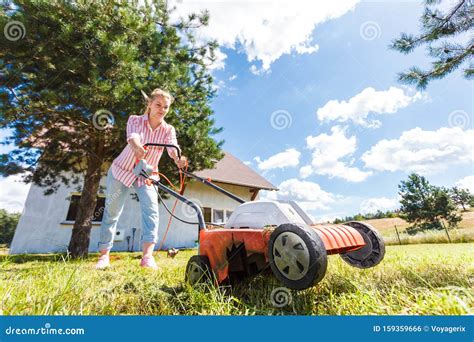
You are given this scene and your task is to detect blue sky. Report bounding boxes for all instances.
[1,0,472,221]
[187,0,473,221]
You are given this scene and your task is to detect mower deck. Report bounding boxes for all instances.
[199,224,366,284]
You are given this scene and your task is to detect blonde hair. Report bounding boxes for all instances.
[142,88,174,115]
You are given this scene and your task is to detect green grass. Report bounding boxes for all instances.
[1,243,473,315]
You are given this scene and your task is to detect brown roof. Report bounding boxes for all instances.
[194,152,278,191]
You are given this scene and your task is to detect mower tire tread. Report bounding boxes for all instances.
[340,221,385,269]
[268,223,327,290]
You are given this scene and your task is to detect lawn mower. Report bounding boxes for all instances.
[136,143,385,290]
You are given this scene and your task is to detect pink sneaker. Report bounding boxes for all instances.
[95,255,110,269]
[140,256,158,270]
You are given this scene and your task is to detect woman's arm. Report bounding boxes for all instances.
[126,116,146,159]
[129,136,146,160]
[167,126,187,168]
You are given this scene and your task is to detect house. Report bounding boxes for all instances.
[9,152,277,254]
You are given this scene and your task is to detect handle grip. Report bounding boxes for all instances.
[133,144,184,185]
[143,143,181,160]
[134,143,182,165]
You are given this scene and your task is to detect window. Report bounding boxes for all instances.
[66,194,106,223]
[203,208,233,224]
[203,207,212,223]
[213,209,224,224]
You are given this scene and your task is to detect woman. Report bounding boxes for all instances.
[95,88,187,270]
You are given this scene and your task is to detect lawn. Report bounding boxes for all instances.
[1,243,472,315]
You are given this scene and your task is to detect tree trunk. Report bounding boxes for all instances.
[68,148,104,258]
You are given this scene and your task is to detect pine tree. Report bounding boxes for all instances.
[390,0,473,89]
[398,173,461,230]
[0,0,223,257]
[450,186,472,211]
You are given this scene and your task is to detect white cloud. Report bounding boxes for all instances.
[228,74,237,81]
[300,126,372,182]
[261,178,336,211]
[254,148,300,170]
[213,79,226,91]
[212,78,237,96]
[249,64,267,76]
[437,0,462,13]
[313,214,339,224]
[455,175,474,193]
[0,175,31,213]
[316,87,424,128]
[170,0,358,72]
[361,127,474,174]
[207,48,228,71]
[360,197,399,215]
[299,165,313,178]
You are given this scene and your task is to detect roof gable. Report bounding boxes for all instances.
[193,152,278,191]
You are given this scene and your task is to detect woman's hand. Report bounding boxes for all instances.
[133,145,146,160]
[129,138,146,160]
[174,156,187,169]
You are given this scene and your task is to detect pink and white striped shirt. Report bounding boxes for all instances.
[111,114,180,187]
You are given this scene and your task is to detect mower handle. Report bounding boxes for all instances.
[143,143,182,160]
[135,143,206,232]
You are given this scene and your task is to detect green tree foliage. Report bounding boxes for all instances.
[398,173,461,231]
[390,0,473,89]
[469,195,474,208]
[450,186,472,211]
[0,0,223,257]
[0,209,20,245]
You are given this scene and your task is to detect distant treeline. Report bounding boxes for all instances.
[333,210,400,224]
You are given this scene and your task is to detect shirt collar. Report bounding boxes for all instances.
[144,114,167,130]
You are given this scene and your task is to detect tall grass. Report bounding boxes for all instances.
[383,228,474,245]
[1,244,472,315]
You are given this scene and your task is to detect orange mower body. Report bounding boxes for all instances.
[184,200,385,290]
[197,223,372,288]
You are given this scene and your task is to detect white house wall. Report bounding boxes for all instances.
[10,175,256,254]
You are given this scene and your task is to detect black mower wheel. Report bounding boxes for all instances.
[268,223,327,290]
[185,255,213,285]
[340,221,385,268]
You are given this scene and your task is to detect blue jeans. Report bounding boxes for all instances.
[98,167,159,251]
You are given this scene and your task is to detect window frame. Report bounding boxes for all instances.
[212,208,225,224]
[63,192,106,225]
